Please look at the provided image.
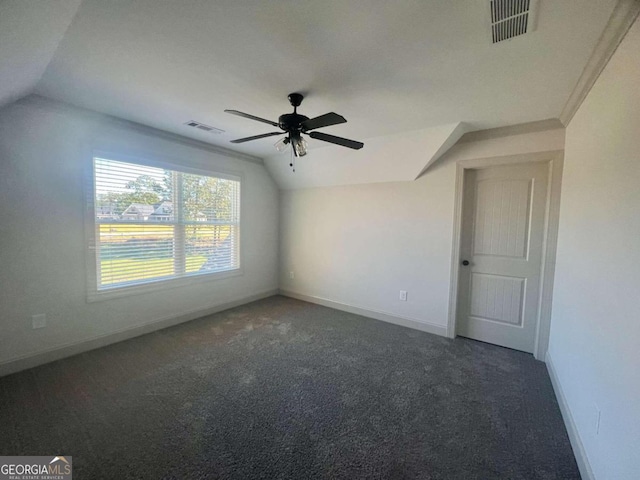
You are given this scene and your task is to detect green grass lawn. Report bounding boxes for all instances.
[97,223,232,286]
[100,255,208,285]
[99,224,231,239]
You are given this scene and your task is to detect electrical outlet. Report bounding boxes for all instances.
[32,314,47,329]
[399,290,408,301]
[289,271,294,279]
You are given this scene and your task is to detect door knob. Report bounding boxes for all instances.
[462,260,470,266]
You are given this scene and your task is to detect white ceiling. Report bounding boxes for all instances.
[0,0,620,187]
[0,0,82,108]
[22,0,616,159]
[265,123,468,190]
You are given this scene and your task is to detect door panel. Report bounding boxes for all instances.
[469,273,525,326]
[473,178,531,258]
[457,162,549,353]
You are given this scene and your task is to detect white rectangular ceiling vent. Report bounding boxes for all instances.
[489,0,538,43]
[184,120,224,134]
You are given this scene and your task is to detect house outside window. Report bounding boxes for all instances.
[87,155,241,299]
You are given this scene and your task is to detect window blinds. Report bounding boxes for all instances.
[91,157,240,291]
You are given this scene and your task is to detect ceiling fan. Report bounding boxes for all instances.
[224,93,364,158]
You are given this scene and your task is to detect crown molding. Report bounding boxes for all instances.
[15,94,264,165]
[559,0,640,127]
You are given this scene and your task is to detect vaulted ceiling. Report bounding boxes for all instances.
[1,0,619,186]
[0,0,82,108]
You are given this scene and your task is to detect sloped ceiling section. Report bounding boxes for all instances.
[1,0,621,189]
[0,0,82,109]
[34,0,617,160]
[264,123,468,190]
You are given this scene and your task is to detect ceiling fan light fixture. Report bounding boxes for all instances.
[274,136,290,153]
[291,135,308,157]
[225,93,363,163]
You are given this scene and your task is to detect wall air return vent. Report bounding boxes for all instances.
[489,0,538,43]
[184,120,224,134]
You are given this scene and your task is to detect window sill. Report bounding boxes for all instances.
[86,267,243,303]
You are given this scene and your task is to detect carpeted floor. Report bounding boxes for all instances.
[0,295,579,479]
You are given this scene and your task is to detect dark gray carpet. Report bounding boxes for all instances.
[0,295,579,479]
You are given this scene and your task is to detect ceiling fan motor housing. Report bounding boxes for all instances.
[278,113,309,132]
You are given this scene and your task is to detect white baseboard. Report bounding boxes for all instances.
[546,351,595,480]
[0,289,278,377]
[279,289,448,338]
[2,288,446,377]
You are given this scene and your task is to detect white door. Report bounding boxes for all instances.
[456,162,549,353]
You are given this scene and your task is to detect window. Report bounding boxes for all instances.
[88,156,240,297]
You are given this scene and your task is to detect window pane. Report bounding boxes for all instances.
[181,173,239,223]
[92,157,240,292]
[94,158,173,222]
[99,224,175,286]
[185,224,238,274]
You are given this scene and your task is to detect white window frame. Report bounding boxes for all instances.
[85,150,243,302]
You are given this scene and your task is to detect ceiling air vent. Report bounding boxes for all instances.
[489,0,538,43]
[184,120,224,134]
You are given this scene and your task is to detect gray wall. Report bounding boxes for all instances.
[0,97,279,372]
[548,18,640,480]
[279,129,565,331]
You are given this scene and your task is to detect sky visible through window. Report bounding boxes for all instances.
[94,158,166,195]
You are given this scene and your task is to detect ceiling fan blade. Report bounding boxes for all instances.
[230,132,282,144]
[224,110,279,127]
[301,112,346,131]
[308,131,363,150]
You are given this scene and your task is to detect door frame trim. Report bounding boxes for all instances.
[446,150,564,360]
